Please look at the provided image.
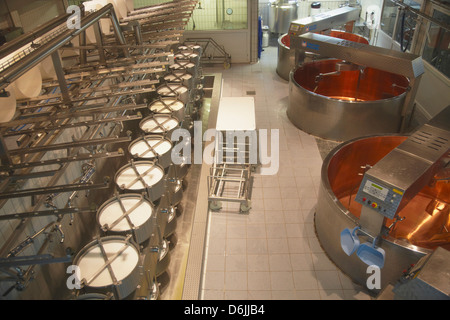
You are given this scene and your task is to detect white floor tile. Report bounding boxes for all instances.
[200,44,371,301]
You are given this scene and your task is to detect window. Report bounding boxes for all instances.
[422,9,450,78]
[381,0,398,36]
[187,0,248,31]
[394,0,421,52]
[381,0,421,52]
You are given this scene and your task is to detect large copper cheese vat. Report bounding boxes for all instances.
[288,59,410,141]
[315,135,450,292]
[277,30,369,81]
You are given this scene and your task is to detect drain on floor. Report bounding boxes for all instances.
[246,90,256,95]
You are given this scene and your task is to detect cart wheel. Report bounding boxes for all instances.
[240,201,251,213]
[210,200,222,211]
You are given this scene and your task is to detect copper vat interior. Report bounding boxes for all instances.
[327,136,450,251]
[293,59,409,102]
[281,30,369,48]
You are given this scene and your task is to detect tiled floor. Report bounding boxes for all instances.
[200,45,372,300]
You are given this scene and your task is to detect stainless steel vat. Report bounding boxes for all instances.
[73,235,143,300]
[155,238,171,277]
[157,191,178,238]
[156,83,189,104]
[166,164,183,206]
[97,194,155,244]
[315,135,450,292]
[148,97,185,127]
[163,70,194,91]
[268,1,298,34]
[139,113,181,138]
[174,51,200,65]
[169,60,197,78]
[128,135,173,169]
[114,160,165,203]
[288,59,409,141]
[277,31,369,81]
[276,33,294,81]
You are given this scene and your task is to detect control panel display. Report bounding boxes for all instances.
[355,176,405,219]
[362,180,388,202]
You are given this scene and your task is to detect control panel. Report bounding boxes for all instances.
[287,6,361,37]
[355,176,405,219]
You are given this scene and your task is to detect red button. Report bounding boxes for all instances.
[362,197,367,202]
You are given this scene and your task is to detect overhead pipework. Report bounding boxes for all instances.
[0,0,203,300]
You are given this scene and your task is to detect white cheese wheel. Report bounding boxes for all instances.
[0,85,17,123]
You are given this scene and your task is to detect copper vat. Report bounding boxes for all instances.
[315,135,450,292]
[288,59,410,141]
[277,30,369,81]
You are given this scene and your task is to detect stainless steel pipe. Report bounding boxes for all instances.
[0,3,128,91]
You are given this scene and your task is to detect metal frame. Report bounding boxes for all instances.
[184,38,231,69]
[207,163,253,212]
[0,0,199,298]
[207,130,256,213]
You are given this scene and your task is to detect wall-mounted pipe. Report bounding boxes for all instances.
[0,3,129,91]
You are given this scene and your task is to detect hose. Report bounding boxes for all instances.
[400,10,410,52]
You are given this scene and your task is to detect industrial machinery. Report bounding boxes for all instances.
[392,247,450,300]
[268,0,299,34]
[0,0,203,300]
[277,30,368,81]
[314,105,450,292]
[288,28,424,141]
[276,5,363,81]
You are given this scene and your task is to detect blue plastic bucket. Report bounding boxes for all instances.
[340,226,360,256]
[357,237,385,269]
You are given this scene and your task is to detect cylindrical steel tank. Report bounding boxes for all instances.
[97,194,155,245]
[288,59,409,141]
[174,51,200,65]
[315,135,450,292]
[128,135,173,169]
[169,60,197,79]
[114,160,166,203]
[149,97,185,125]
[277,30,369,81]
[163,71,194,91]
[156,83,189,104]
[73,235,142,300]
[139,113,181,138]
[178,44,202,55]
[269,1,298,34]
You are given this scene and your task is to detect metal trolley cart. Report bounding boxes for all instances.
[208,97,257,213]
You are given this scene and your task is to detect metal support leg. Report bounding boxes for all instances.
[93,21,107,65]
[51,51,71,106]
